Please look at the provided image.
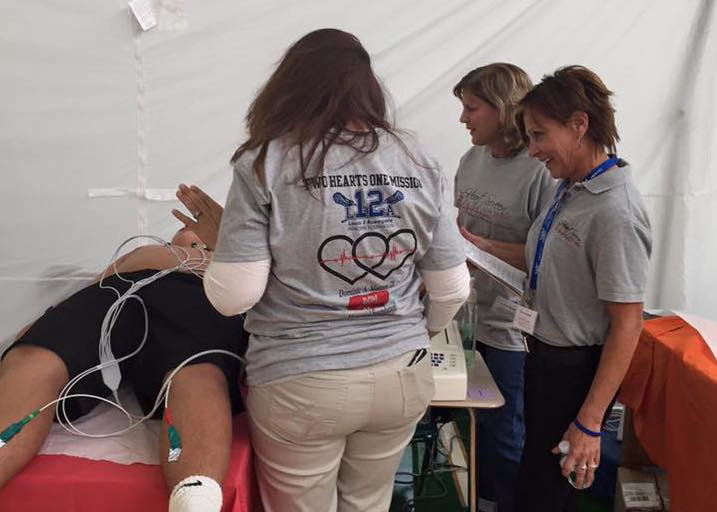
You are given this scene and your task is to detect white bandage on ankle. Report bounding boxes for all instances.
[169,475,223,512]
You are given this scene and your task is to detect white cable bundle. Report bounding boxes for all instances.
[96,235,207,399]
[33,235,246,439]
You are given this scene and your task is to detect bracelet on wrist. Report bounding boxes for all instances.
[573,419,601,438]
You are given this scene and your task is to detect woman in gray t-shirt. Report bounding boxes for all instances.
[516,66,651,511]
[453,63,554,512]
[204,29,470,512]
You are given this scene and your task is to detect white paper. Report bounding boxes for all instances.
[128,0,157,31]
[463,240,526,296]
[492,295,519,317]
[675,311,717,360]
[39,388,161,465]
[513,305,537,334]
[621,482,661,509]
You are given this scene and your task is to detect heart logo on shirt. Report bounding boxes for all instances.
[352,230,417,279]
[317,235,369,284]
[317,229,417,284]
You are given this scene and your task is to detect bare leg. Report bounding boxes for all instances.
[0,346,69,488]
[159,363,233,491]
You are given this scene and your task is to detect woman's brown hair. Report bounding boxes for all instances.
[518,65,620,153]
[231,28,400,182]
[453,62,533,155]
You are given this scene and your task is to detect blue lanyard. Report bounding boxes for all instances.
[528,157,619,291]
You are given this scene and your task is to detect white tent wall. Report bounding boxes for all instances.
[1,0,715,352]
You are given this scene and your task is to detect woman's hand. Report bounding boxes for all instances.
[172,184,224,249]
[459,226,528,270]
[552,420,601,489]
[556,302,642,489]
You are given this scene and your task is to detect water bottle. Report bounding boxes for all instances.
[458,278,477,367]
[558,440,580,489]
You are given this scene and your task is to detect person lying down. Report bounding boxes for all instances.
[0,227,248,512]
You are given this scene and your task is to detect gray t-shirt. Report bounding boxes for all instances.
[214,131,466,385]
[454,146,554,351]
[524,161,652,347]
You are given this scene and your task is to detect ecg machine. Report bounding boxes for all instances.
[429,321,468,401]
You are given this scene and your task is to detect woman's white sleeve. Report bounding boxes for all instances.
[203,259,271,316]
[419,262,471,333]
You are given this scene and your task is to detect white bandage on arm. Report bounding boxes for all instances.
[203,259,271,316]
[420,262,471,333]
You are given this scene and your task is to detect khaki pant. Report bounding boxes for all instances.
[246,350,434,512]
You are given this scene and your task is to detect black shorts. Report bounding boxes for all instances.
[8,270,248,421]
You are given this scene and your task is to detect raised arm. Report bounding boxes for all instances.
[172,184,224,250]
[101,229,211,277]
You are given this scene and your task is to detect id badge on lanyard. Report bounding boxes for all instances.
[510,183,567,335]
[513,157,619,335]
[513,304,538,334]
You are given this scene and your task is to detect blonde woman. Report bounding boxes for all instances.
[453,63,555,512]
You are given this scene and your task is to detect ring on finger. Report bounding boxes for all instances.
[588,462,599,469]
[192,211,202,219]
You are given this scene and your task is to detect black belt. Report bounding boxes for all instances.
[526,335,602,356]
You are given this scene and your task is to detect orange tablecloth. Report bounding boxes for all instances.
[619,316,717,512]
[0,413,260,512]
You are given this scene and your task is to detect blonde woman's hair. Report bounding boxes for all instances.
[453,62,533,155]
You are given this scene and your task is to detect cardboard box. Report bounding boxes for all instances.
[614,467,664,512]
[655,470,670,511]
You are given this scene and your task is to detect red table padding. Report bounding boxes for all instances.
[0,412,261,512]
[620,316,717,512]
